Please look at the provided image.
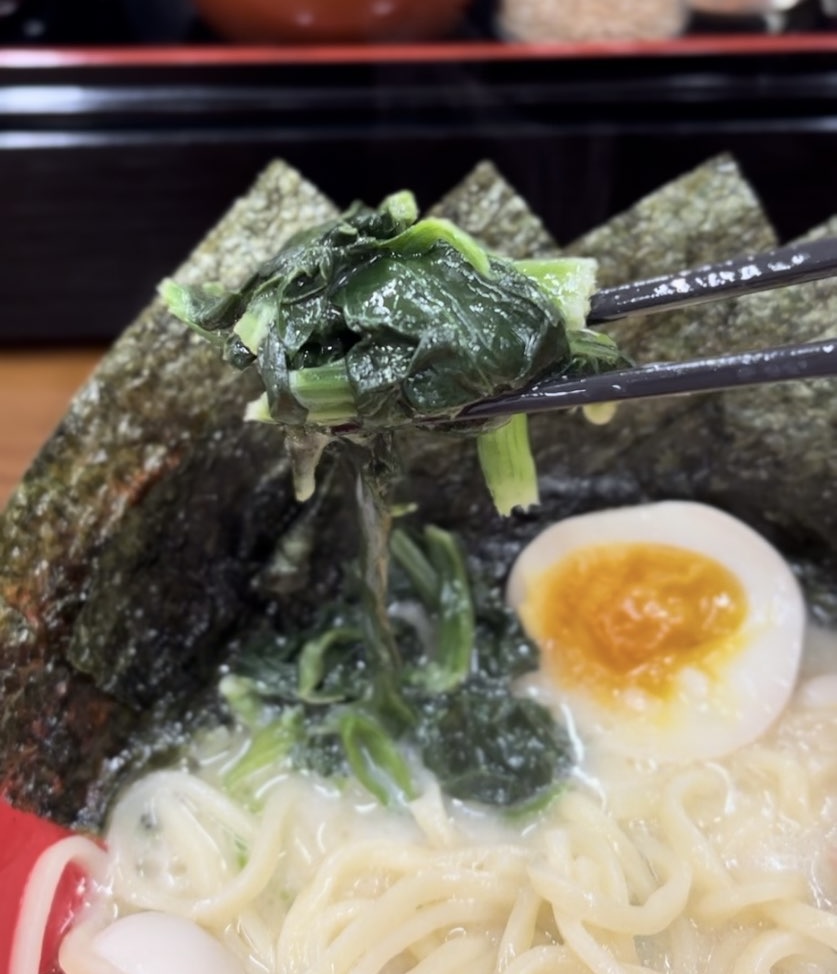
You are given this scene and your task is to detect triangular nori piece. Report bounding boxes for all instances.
[409,155,837,620]
[0,162,339,826]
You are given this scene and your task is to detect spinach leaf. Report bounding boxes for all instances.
[413,681,572,808]
[222,524,575,812]
[162,192,590,809]
[161,191,628,515]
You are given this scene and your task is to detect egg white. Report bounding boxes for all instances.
[507,501,805,763]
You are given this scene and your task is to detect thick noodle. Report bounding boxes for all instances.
[17,674,837,974]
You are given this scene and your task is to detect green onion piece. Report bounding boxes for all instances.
[504,784,564,822]
[233,293,274,354]
[339,711,416,806]
[582,402,618,426]
[219,674,265,728]
[392,526,474,693]
[288,361,356,425]
[476,414,539,517]
[244,392,273,424]
[567,327,631,373]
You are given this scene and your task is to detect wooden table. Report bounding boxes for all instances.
[0,349,104,508]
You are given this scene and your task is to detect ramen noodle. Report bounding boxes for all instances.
[12,499,837,974]
[10,629,837,974]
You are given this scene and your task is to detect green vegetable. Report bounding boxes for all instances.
[339,711,416,807]
[297,627,363,703]
[476,414,539,517]
[161,191,628,514]
[389,528,439,607]
[391,525,474,693]
[223,708,303,801]
[415,681,572,808]
[222,524,574,811]
[161,194,604,811]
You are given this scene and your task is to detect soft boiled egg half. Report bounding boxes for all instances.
[507,501,805,763]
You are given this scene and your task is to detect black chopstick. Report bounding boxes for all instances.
[457,338,837,420]
[587,236,837,323]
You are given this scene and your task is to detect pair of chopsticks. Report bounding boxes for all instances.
[459,236,837,421]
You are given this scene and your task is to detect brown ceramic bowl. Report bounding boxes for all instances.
[193,0,472,44]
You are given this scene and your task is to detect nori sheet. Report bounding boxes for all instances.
[1,154,835,828]
[406,155,777,531]
[410,155,837,618]
[0,162,339,826]
[426,159,560,260]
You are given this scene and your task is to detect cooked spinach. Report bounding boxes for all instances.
[222,525,574,810]
[162,191,628,515]
[415,681,571,808]
[162,194,604,811]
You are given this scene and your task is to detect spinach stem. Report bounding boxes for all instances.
[514,257,598,331]
[352,440,401,675]
[423,526,475,692]
[476,414,539,517]
[353,444,416,732]
[387,217,492,277]
[289,362,356,424]
[390,528,439,607]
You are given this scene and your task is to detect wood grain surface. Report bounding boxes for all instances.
[0,349,104,508]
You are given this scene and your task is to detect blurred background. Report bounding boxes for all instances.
[1,0,836,345]
[0,0,833,45]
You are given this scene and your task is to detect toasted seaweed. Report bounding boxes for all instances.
[426,160,560,260]
[0,162,340,826]
[410,155,837,618]
[1,155,835,827]
[404,155,777,531]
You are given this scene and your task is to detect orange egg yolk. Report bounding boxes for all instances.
[520,542,748,701]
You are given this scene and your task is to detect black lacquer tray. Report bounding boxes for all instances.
[3,35,837,342]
